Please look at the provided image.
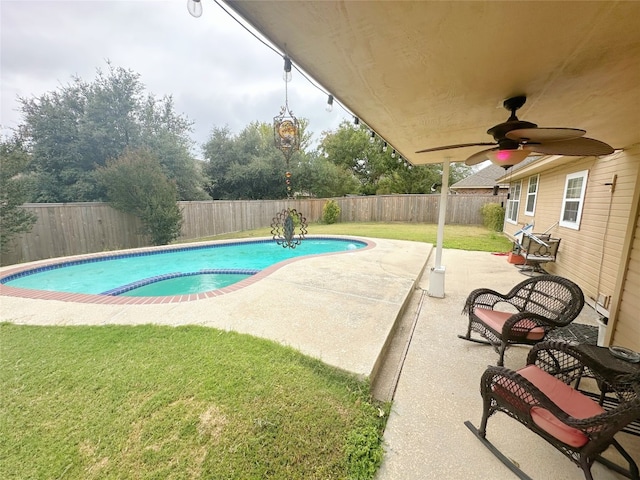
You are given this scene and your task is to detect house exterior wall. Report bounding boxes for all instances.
[502,146,640,350]
[606,172,640,351]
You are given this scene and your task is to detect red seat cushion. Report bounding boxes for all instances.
[474,308,545,340]
[516,365,605,447]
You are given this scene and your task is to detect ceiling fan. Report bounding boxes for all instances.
[416,95,614,168]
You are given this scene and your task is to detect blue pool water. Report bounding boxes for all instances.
[2,238,366,297]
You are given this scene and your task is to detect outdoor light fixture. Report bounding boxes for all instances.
[353,116,359,125]
[382,142,388,152]
[325,95,334,112]
[283,56,292,82]
[369,131,376,143]
[391,149,396,158]
[187,0,202,18]
[486,148,529,168]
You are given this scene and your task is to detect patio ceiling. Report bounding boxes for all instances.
[227,1,640,166]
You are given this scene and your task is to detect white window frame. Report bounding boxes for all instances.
[559,170,589,230]
[506,180,522,225]
[524,175,539,216]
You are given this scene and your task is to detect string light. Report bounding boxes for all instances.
[187,0,203,17]
[325,95,334,112]
[283,56,292,82]
[185,0,406,167]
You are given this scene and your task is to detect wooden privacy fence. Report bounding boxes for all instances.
[1,194,506,265]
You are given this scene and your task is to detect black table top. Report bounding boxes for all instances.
[573,344,640,382]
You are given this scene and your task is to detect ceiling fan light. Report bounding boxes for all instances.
[486,148,530,167]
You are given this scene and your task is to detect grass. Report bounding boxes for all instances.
[195,222,513,253]
[1,323,388,480]
[2,222,510,479]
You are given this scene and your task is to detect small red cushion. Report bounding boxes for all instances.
[517,365,605,447]
[474,308,545,340]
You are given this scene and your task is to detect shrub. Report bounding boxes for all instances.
[0,137,37,252]
[481,202,505,232]
[97,148,183,245]
[322,200,341,224]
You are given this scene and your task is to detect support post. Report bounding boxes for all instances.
[429,158,450,298]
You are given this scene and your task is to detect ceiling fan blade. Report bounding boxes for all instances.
[416,142,495,154]
[506,127,586,143]
[465,148,497,166]
[523,137,614,156]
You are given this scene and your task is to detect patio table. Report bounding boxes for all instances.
[573,344,640,437]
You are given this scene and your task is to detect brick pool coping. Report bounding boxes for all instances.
[0,236,375,305]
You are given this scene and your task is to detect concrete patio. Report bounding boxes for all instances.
[1,238,637,479]
[375,248,639,480]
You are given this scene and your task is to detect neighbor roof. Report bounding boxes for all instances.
[451,164,508,190]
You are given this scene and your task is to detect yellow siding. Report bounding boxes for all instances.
[503,150,640,316]
[610,208,640,350]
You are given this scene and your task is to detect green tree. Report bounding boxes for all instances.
[376,162,471,194]
[0,135,37,252]
[18,62,205,202]
[295,151,360,198]
[318,121,418,195]
[97,148,183,245]
[318,121,380,194]
[202,122,293,200]
[318,120,472,195]
[138,95,208,200]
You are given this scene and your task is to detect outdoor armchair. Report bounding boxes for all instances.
[467,341,640,480]
[518,233,561,276]
[460,274,584,366]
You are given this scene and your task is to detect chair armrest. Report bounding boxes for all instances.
[504,311,570,330]
[462,288,512,315]
[501,311,555,338]
[527,341,590,384]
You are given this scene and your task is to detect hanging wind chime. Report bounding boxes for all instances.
[271,55,308,248]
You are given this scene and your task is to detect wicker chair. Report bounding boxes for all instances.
[469,341,640,480]
[460,275,584,366]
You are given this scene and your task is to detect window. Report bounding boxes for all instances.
[525,175,539,216]
[559,170,588,230]
[506,181,521,224]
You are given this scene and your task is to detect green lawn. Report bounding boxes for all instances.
[1,324,387,480]
[197,222,513,253]
[1,223,510,479]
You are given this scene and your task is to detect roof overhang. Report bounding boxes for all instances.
[225,1,640,166]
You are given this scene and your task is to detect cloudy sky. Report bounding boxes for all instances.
[1,0,351,154]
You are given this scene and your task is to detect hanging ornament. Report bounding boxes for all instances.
[271,55,307,248]
[273,113,300,164]
[271,207,307,249]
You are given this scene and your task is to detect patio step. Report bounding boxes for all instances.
[371,287,426,402]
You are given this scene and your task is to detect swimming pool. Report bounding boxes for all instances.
[0,237,370,303]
